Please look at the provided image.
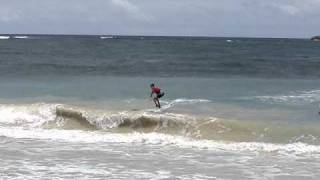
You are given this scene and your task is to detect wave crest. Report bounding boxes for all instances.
[1,103,320,145]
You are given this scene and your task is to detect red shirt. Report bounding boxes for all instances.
[152,87,161,94]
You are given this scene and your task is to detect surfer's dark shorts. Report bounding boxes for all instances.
[156,92,165,98]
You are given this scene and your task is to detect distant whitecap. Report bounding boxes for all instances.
[14,36,29,39]
[100,36,113,39]
[0,36,10,40]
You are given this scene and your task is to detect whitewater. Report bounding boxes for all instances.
[1,101,320,179]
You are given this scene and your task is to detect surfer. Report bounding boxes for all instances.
[150,83,165,108]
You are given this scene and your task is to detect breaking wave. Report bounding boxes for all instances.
[0,103,320,145]
[1,102,320,155]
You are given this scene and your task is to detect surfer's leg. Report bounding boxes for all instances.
[156,98,161,108]
[155,93,163,108]
[153,98,159,108]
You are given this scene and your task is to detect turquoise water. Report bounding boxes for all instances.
[1,76,320,121]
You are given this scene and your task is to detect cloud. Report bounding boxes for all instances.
[277,4,300,15]
[247,0,320,16]
[0,6,20,22]
[0,0,319,37]
[110,0,154,22]
[111,0,139,14]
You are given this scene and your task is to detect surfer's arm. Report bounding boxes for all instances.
[150,92,153,98]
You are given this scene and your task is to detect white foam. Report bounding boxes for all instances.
[160,98,211,109]
[252,89,320,105]
[171,98,211,103]
[0,36,10,40]
[144,98,211,113]
[0,104,57,127]
[0,126,319,156]
[14,36,29,39]
[100,36,113,39]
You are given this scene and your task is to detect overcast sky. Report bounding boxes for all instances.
[0,0,319,38]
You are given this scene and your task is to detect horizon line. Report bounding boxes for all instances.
[0,33,311,40]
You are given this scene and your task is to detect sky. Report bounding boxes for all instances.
[0,0,319,38]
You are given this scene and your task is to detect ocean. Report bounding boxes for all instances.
[0,35,320,179]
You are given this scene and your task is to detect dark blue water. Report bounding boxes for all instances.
[0,35,319,78]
